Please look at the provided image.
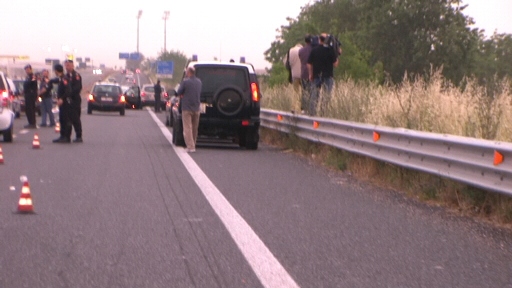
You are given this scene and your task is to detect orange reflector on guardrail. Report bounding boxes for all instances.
[373,131,380,142]
[277,115,283,121]
[494,150,504,166]
[313,121,319,129]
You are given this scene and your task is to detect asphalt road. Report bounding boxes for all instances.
[0,71,511,288]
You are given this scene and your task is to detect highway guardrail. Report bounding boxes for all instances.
[260,109,512,195]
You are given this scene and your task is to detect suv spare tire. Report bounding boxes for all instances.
[213,86,244,116]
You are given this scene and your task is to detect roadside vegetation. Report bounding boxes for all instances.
[260,0,512,225]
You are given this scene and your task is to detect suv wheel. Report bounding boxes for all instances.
[120,109,125,116]
[245,127,259,150]
[172,118,185,147]
[87,105,92,114]
[214,86,244,116]
[3,124,13,143]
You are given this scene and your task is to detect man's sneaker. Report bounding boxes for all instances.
[73,138,83,143]
[24,124,37,129]
[39,123,47,127]
[186,148,196,153]
[53,137,71,143]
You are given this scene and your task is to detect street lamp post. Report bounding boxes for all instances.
[163,11,170,52]
[137,10,143,53]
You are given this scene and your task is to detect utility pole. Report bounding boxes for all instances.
[163,11,170,52]
[137,10,143,53]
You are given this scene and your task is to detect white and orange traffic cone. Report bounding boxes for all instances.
[32,133,41,149]
[55,122,60,133]
[0,145,4,164]
[18,178,34,213]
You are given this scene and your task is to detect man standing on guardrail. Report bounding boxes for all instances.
[177,67,202,153]
[307,34,339,116]
[23,64,38,129]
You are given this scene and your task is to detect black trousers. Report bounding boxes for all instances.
[59,103,72,139]
[154,95,161,112]
[68,104,82,138]
[25,94,37,125]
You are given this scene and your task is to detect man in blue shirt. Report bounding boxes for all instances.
[177,67,202,152]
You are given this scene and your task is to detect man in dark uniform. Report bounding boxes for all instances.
[64,60,83,143]
[52,64,72,143]
[23,64,38,128]
[154,79,162,112]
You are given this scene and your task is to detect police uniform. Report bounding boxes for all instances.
[53,75,72,142]
[67,70,83,141]
[23,66,38,127]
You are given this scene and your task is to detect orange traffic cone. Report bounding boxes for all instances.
[55,122,60,133]
[32,133,41,149]
[0,146,4,164]
[18,180,34,213]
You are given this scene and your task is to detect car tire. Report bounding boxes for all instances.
[120,109,125,116]
[213,86,244,116]
[15,111,20,119]
[245,127,259,150]
[238,129,247,148]
[87,105,92,114]
[172,118,185,147]
[165,115,170,126]
[3,125,13,143]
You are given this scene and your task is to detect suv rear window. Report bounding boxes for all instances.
[0,77,5,90]
[143,86,154,92]
[195,66,249,93]
[93,85,121,94]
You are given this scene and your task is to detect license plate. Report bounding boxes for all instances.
[200,103,206,114]
[101,97,113,102]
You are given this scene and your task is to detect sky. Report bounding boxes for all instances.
[1,0,511,71]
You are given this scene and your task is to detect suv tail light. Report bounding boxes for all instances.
[141,92,146,97]
[88,94,95,101]
[119,94,126,103]
[250,82,260,102]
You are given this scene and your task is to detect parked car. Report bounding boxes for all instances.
[141,84,167,109]
[123,85,142,109]
[87,83,126,116]
[169,60,262,149]
[6,77,21,118]
[0,72,15,142]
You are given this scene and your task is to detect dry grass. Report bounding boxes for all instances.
[260,71,512,225]
[262,70,512,142]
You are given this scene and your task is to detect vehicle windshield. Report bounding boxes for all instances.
[195,66,248,93]
[0,78,5,90]
[143,86,154,93]
[93,85,122,94]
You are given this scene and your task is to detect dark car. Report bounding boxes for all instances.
[123,85,142,109]
[170,61,262,149]
[87,83,126,116]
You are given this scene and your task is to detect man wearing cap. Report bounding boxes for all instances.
[64,60,83,143]
[38,69,56,127]
[23,64,38,128]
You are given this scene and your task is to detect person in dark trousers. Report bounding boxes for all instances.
[52,64,72,143]
[38,69,56,127]
[298,34,313,113]
[64,60,83,143]
[177,67,202,153]
[23,64,38,128]
[154,80,162,112]
[307,34,339,116]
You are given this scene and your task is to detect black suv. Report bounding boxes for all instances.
[169,61,262,149]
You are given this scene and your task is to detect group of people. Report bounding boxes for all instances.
[22,60,83,143]
[285,33,340,116]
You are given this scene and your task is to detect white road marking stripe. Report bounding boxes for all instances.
[148,108,299,288]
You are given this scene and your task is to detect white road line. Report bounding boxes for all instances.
[147,108,299,288]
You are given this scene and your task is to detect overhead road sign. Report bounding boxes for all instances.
[119,53,129,59]
[156,61,174,78]
[129,53,141,60]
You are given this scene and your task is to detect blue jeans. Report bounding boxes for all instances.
[309,77,334,116]
[40,97,55,126]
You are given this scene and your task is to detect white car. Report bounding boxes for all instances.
[0,72,15,142]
